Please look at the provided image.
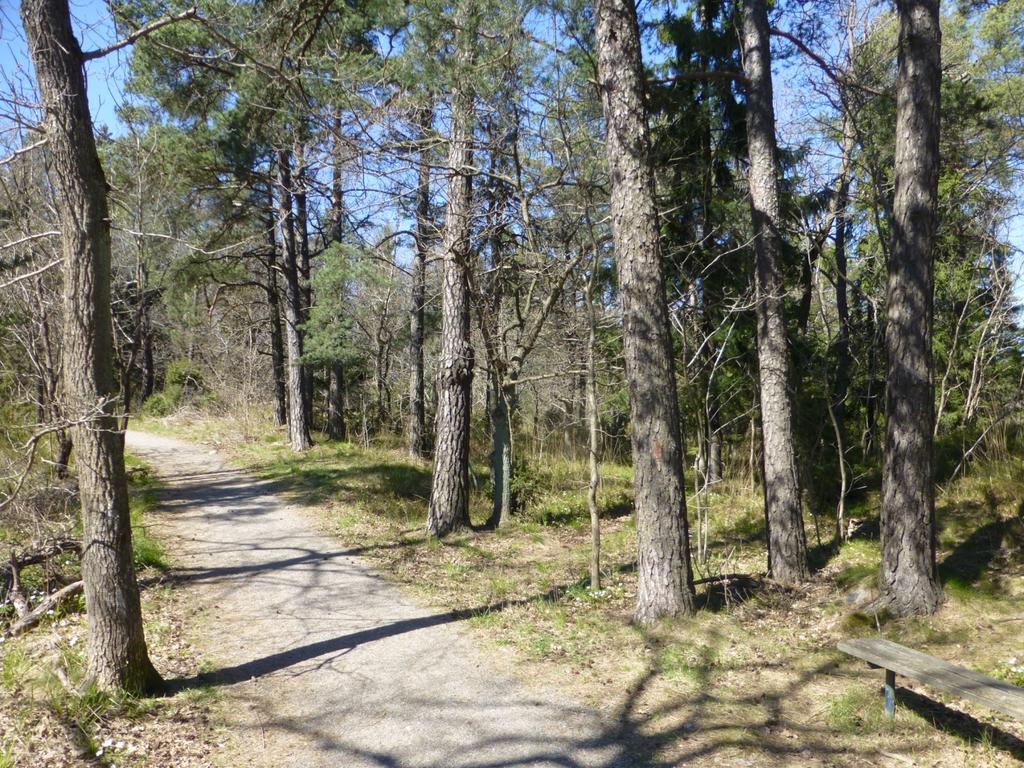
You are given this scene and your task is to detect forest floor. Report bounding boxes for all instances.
[132,412,1024,767]
[0,456,225,767]
[4,411,1024,767]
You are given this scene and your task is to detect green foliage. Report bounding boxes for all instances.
[303,241,363,368]
[143,357,206,417]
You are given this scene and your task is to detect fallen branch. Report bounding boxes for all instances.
[5,580,83,637]
[2,538,80,607]
[7,554,30,618]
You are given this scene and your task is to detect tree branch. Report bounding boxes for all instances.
[769,27,885,98]
[649,70,750,87]
[81,7,199,61]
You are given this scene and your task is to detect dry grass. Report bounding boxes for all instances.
[0,462,225,768]
[137,413,1024,766]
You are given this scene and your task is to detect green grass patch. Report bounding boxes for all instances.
[126,462,168,571]
[659,641,719,686]
[827,686,892,735]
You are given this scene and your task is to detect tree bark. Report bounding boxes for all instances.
[294,143,314,428]
[488,381,514,528]
[326,126,347,441]
[277,149,312,451]
[328,363,346,440]
[264,201,288,429]
[594,0,696,621]
[408,108,432,459]
[427,39,475,538]
[739,0,809,584]
[833,116,855,429]
[139,305,155,403]
[586,262,602,591]
[879,0,943,617]
[21,0,160,693]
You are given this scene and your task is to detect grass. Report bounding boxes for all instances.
[124,457,169,571]
[826,686,894,735]
[134,412,1024,766]
[0,454,220,767]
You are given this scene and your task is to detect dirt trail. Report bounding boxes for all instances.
[127,431,631,768]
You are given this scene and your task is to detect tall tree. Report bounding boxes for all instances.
[739,0,809,584]
[427,7,476,537]
[878,0,944,616]
[277,149,313,451]
[594,0,697,621]
[408,106,432,459]
[264,187,289,428]
[21,0,160,692]
[328,126,348,442]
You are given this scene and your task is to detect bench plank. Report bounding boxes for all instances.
[838,637,1024,721]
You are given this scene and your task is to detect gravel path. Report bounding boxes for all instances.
[126,431,632,768]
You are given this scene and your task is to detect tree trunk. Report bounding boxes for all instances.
[21,0,159,693]
[879,0,943,617]
[139,308,155,402]
[277,149,312,451]
[594,0,696,621]
[264,203,288,429]
[706,416,723,484]
[427,40,475,538]
[488,382,514,529]
[586,263,602,591]
[701,316,724,485]
[55,433,73,480]
[328,363,346,440]
[797,241,819,336]
[327,125,346,441]
[408,108,431,459]
[294,144,314,429]
[833,118,855,427]
[739,0,809,585]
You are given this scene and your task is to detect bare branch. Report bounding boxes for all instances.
[0,257,61,290]
[81,7,199,61]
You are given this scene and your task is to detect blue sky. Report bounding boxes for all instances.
[2,0,1021,278]
[0,0,130,136]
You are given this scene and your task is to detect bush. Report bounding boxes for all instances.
[141,358,205,417]
[141,392,175,417]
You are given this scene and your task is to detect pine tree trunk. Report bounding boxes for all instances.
[264,206,288,429]
[277,150,312,451]
[427,53,474,538]
[594,0,696,621]
[707,418,723,484]
[739,0,809,585]
[879,0,943,617]
[295,145,314,429]
[408,108,431,459]
[328,363,346,440]
[328,124,346,441]
[21,0,159,693]
[140,302,155,402]
[833,119,855,427]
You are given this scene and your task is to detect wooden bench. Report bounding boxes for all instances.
[838,637,1024,721]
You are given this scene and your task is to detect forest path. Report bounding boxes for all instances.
[126,431,628,768]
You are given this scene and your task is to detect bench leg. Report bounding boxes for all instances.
[884,669,896,719]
